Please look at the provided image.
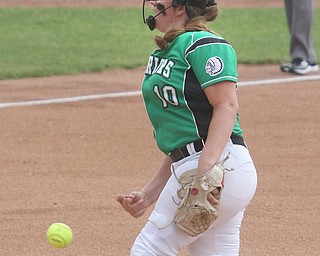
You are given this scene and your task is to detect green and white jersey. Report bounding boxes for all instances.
[142,31,242,155]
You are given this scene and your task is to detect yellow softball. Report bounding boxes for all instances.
[47,223,73,249]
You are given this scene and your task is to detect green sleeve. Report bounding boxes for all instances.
[186,37,238,88]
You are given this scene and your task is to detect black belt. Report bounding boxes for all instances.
[168,135,246,162]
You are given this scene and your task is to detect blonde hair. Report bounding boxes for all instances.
[155,5,219,50]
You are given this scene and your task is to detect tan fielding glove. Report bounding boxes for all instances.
[173,155,229,237]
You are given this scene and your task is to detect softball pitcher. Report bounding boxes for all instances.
[117,0,257,255]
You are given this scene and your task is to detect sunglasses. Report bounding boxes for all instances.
[155,3,166,12]
[148,0,172,12]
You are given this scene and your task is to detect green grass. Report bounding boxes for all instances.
[0,7,319,79]
[213,8,292,64]
[0,8,153,79]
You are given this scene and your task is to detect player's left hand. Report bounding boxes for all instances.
[116,191,148,218]
[208,188,220,205]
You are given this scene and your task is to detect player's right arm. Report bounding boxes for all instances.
[116,156,173,218]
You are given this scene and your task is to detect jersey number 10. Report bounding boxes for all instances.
[153,84,179,108]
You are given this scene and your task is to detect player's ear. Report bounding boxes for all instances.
[175,4,187,16]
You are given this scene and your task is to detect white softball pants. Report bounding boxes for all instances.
[131,140,257,256]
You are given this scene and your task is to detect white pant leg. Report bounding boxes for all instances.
[131,141,257,256]
[187,143,257,255]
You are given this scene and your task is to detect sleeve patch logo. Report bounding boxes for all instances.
[205,56,224,76]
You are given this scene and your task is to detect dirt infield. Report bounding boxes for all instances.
[0,1,320,255]
[1,65,320,256]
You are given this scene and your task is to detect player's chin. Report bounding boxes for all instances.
[155,21,166,33]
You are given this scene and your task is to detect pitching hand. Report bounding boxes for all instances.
[116,191,148,218]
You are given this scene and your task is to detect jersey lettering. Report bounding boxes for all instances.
[145,56,160,75]
[146,56,153,74]
[163,60,174,78]
[145,56,174,78]
[154,59,168,75]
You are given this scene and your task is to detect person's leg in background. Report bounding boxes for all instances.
[281,0,318,74]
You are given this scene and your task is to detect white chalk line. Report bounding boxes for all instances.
[0,75,319,109]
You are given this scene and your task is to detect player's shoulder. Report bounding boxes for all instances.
[178,31,234,56]
[180,31,227,43]
[176,31,232,52]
